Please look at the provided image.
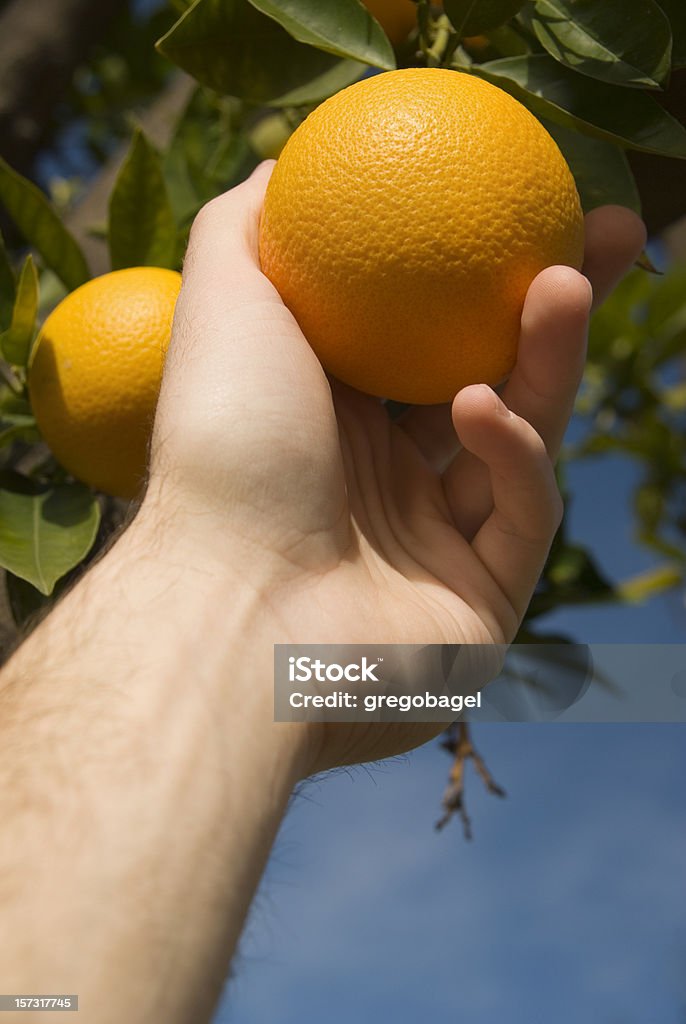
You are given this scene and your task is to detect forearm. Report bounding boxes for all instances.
[0,505,309,1023]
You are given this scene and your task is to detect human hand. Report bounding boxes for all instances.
[142,161,645,772]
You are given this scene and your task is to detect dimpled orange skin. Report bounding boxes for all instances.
[29,267,181,499]
[259,68,585,405]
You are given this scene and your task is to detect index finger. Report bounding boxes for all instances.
[400,205,647,473]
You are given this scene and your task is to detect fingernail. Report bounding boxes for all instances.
[581,274,594,310]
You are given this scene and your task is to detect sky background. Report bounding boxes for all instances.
[216,726,686,1024]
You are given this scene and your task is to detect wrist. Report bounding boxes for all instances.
[137,476,314,590]
[106,497,320,781]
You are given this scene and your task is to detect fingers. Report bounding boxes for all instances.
[487,266,592,460]
[397,205,646,473]
[582,205,647,310]
[396,270,586,472]
[172,160,280,340]
[164,158,318,382]
[442,265,591,537]
[440,206,645,536]
[181,160,275,291]
[452,385,562,621]
[155,159,334,481]
[161,158,319,415]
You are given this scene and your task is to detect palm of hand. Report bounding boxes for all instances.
[319,383,515,647]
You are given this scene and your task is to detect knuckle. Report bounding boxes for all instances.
[527,428,548,461]
[188,196,222,242]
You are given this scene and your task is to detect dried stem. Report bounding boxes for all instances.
[435,721,506,838]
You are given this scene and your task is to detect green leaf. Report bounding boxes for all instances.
[5,571,54,627]
[108,129,178,271]
[547,543,613,594]
[0,386,33,420]
[0,256,39,367]
[248,111,295,160]
[267,56,367,107]
[484,23,533,56]
[164,91,257,227]
[0,472,100,595]
[645,262,686,333]
[248,0,395,69]
[165,91,239,223]
[0,418,40,448]
[530,0,672,89]
[0,383,38,441]
[542,119,641,212]
[157,0,361,105]
[0,157,90,291]
[473,55,686,157]
[444,0,528,36]
[662,380,686,410]
[657,0,686,67]
[0,230,15,333]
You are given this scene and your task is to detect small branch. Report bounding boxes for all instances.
[435,721,506,837]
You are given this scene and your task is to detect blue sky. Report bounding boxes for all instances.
[216,727,686,1024]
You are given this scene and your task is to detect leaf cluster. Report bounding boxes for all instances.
[156,0,686,211]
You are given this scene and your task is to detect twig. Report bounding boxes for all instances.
[435,721,505,837]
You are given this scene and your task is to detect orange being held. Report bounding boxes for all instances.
[259,68,584,405]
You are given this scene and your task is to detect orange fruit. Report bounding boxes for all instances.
[362,0,418,46]
[462,34,492,50]
[29,267,181,499]
[259,68,584,405]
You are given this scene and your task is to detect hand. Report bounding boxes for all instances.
[144,161,646,772]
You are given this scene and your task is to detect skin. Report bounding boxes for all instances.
[0,162,645,1022]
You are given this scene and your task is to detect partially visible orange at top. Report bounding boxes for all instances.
[362,0,418,45]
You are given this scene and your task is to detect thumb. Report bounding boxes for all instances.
[149,162,345,537]
[181,159,275,302]
[170,160,281,350]
[153,160,336,487]
[162,158,321,391]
